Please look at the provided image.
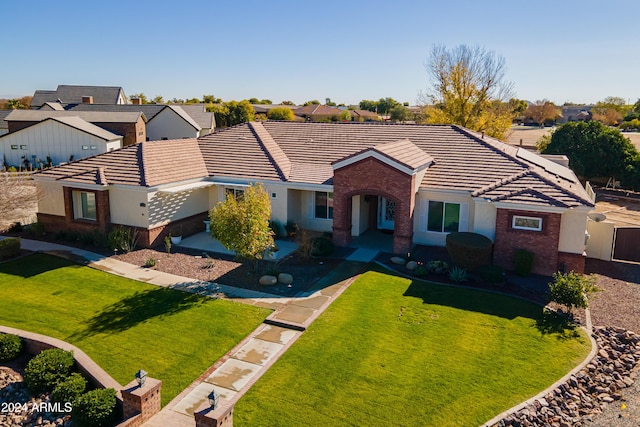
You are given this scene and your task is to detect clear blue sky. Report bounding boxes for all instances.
[3,0,639,106]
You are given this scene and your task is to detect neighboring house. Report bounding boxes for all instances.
[349,109,380,122]
[1,116,122,168]
[559,106,593,123]
[293,105,344,121]
[33,121,595,275]
[31,85,128,107]
[5,110,146,147]
[0,110,10,136]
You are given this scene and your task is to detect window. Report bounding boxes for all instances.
[82,145,89,150]
[512,215,542,231]
[315,191,334,219]
[20,145,27,150]
[427,201,460,232]
[10,145,18,150]
[90,145,97,150]
[225,187,244,200]
[73,191,97,220]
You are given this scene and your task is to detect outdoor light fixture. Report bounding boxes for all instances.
[208,390,220,409]
[135,369,147,387]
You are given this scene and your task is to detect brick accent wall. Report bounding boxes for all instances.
[121,378,162,427]
[195,402,234,427]
[138,212,210,247]
[38,187,111,235]
[332,157,415,254]
[558,251,586,274]
[93,118,145,146]
[493,208,561,276]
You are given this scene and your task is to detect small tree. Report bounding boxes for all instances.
[548,271,598,314]
[210,184,273,271]
[267,107,295,121]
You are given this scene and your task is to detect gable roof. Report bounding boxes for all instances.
[5,109,145,124]
[31,85,126,106]
[177,104,216,129]
[0,116,122,142]
[332,139,433,174]
[166,105,201,130]
[35,139,207,187]
[35,121,593,208]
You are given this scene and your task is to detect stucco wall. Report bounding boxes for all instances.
[1,120,122,166]
[472,199,497,241]
[109,187,151,228]
[148,186,209,227]
[558,208,590,254]
[586,219,615,261]
[147,109,198,141]
[263,184,288,224]
[36,180,65,216]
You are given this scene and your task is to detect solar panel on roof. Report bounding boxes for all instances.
[516,148,575,182]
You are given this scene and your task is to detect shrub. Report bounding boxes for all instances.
[108,226,138,253]
[548,271,599,313]
[8,222,23,233]
[79,230,108,248]
[445,232,492,272]
[514,249,535,276]
[310,237,334,257]
[0,237,21,260]
[414,265,428,276]
[27,221,45,236]
[24,349,75,393]
[427,260,449,275]
[72,388,117,427]
[0,333,22,362]
[448,266,468,283]
[51,373,86,405]
[478,264,506,284]
[285,221,300,237]
[164,235,172,254]
[144,257,157,268]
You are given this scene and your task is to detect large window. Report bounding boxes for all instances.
[73,191,96,220]
[315,191,334,219]
[225,187,244,200]
[512,215,542,231]
[427,201,460,233]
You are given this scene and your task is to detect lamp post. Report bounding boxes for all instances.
[135,369,147,387]
[208,390,219,409]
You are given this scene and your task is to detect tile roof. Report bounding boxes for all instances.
[64,103,165,120]
[47,117,122,141]
[35,139,207,187]
[5,110,144,124]
[293,105,342,116]
[31,85,126,106]
[36,121,593,208]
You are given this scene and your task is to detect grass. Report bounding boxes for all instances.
[0,253,270,405]
[235,269,590,427]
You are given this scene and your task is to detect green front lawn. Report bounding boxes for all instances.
[235,269,590,426]
[0,253,270,405]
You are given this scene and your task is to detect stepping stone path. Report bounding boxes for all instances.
[491,326,640,427]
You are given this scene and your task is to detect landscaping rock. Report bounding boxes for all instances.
[390,256,406,265]
[278,273,294,285]
[259,275,278,286]
[490,326,640,427]
[405,261,418,271]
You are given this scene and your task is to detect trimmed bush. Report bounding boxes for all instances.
[51,373,86,405]
[0,333,22,362]
[72,388,117,427]
[445,232,492,272]
[514,249,535,276]
[478,264,506,284]
[24,349,75,393]
[0,237,21,260]
[311,237,334,257]
[548,271,599,313]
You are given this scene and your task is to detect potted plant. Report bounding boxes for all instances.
[169,230,182,245]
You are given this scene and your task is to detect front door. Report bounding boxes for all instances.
[377,197,395,230]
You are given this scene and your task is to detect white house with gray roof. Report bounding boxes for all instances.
[33,121,595,275]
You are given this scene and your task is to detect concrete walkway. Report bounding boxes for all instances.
[1,237,367,426]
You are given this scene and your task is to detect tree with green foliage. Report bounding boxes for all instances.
[3,97,32,109]
[267,107,295,121]
[389,104,411,122]
[151,95,164,104]
[420,44,515,139]
[185,97,202,104]
[209,184,274,271]
[203,94,222,104]
[359,99,378,112]
[339,109,351,121]
[208,100,256,127]
[303,100,320,106]
[548,271,598,314]
[540,121,640,188]
[592,96,631,126]
[281,100,295,105]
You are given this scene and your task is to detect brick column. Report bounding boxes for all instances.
[194,401,234,427]
[121,378,162,426]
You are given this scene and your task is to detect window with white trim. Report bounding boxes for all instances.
[427,201,460,232]
[315,191,334,219]
[512,215,542,231]
[225,187,244,200]
[73,191,97,220]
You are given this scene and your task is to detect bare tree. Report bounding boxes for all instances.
[0,173,40,231]
[420,44,514,138]
[524,100,561,127]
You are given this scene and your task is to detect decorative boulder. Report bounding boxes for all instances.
[278,273,294,285]
[406,261,418,271]
[259,275,278,286]
[390,256,406,265]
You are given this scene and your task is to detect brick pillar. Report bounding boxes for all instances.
[332,194,352,247]
[194,401,234,427]
[121,378,162,425]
